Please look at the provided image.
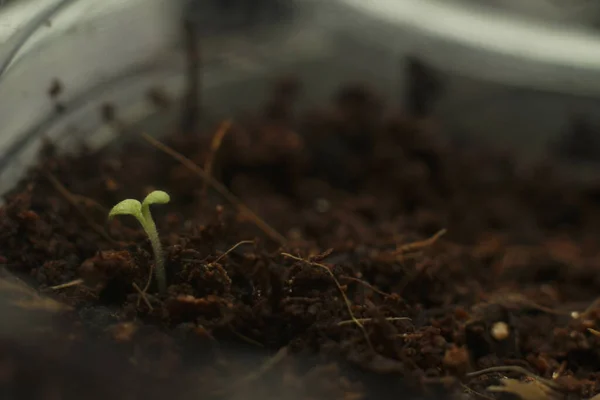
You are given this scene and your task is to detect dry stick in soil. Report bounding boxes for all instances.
[228,325,264,348]
[588,328,600,337]
[281,252,375,352]
[181,239,254,268]
[392,228,448,294]
[581,297,600,319]
[203,120,232,196]
[46,279,84,291]
[394,228,447,255]
[134,259,155,308]
[45,171,116,244]
[466,366,564,392]
[492,292,573,316]
[179,240,253,303]
[338,317,411,326]
[140,132,287,245]
[72,194,108,213]
[212,240,254,265]
[132,282,153,311]
[341,275,391,298]
[140,262,154,301]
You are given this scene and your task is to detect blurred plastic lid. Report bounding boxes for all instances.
[334,0,600,96]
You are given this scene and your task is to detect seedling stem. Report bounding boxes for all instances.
[109,190,170,294]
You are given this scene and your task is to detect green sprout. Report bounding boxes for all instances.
[109,190,171,294]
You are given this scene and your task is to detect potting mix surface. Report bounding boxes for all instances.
[1,79,600,400]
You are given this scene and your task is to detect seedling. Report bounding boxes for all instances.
[109,190,171,294]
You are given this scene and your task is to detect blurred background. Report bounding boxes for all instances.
[2,0,600,196]
[2,0,600,398]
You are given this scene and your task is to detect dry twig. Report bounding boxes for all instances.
[228,325,264,348]
[341,275,391,298]
[133,282,153,311]
[203,120,232,195]
[394,228,447,255]
[140,132,286,245]
[213,240,254,264]
[47,279,84,291]
[338,317,411,326]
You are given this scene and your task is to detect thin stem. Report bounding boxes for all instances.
[141,205,166,294]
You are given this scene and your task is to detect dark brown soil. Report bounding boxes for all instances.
[2,77,600,400]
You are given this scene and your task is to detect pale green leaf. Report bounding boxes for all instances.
[108,199,142,220]
[142,190,170,207]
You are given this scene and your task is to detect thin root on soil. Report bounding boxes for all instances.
[212,240,254,265]
[282,252,375,352]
